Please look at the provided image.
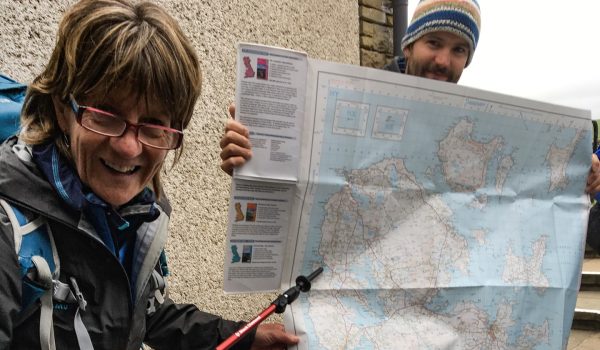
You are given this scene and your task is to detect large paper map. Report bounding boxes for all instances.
[282,61,591,350]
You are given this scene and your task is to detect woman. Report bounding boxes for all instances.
[0,0,298,349]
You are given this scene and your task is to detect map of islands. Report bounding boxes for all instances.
[285,70,590,350]
[300,158,551,349]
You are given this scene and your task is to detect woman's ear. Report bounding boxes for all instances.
[51,94,70,132]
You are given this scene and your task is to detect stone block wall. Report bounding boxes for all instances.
[359,0,394,68]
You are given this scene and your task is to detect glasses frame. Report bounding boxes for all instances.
[68,94,183,150]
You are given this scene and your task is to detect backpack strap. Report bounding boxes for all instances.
[146,251,170,316]
[146,269,166,315]
[32,255,55,350]
[51,278,93,350]
[0,199,93,350]
[1,199,57,350]
[69,277,94,350]
[0,198,49,253]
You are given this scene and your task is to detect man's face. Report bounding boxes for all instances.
[403,31,470,83]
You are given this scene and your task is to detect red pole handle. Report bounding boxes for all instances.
[216,304,277,350]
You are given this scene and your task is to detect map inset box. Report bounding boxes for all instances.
[332,100,369,137]
[372,106,409,141]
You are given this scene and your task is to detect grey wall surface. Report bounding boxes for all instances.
[0,0,359,322]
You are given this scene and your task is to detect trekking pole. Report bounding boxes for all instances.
[216,267,324,350]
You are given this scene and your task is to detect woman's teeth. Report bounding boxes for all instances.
[103,160,137,174]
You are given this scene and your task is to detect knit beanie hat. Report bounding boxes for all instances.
[401,0,481,67]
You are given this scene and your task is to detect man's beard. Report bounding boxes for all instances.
[406,61,461,83]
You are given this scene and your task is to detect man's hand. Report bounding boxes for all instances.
[219,104,252,176]
[250,323,300,350]
[586,154,600,196]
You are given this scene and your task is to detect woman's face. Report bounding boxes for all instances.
[55,88,171,207]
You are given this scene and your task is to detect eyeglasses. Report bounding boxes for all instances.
[68,95,183,150]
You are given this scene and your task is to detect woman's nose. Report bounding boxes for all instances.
[110,126,142,158]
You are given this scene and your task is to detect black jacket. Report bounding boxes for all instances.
[0,137,254,350]
[588,202,600,253]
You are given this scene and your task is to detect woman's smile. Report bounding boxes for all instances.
[101,159,139,174]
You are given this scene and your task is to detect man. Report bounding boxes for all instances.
[219,0,481,174]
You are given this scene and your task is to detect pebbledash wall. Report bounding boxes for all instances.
[0,0,359,324]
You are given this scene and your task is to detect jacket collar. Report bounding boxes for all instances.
[384,56,407,74]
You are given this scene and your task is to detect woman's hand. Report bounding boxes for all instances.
[250,323,300,350]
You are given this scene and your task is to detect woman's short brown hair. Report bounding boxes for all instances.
[20,0,202,197]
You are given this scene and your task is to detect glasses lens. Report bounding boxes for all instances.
[81,109,125,136]
[139,125,181,149]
